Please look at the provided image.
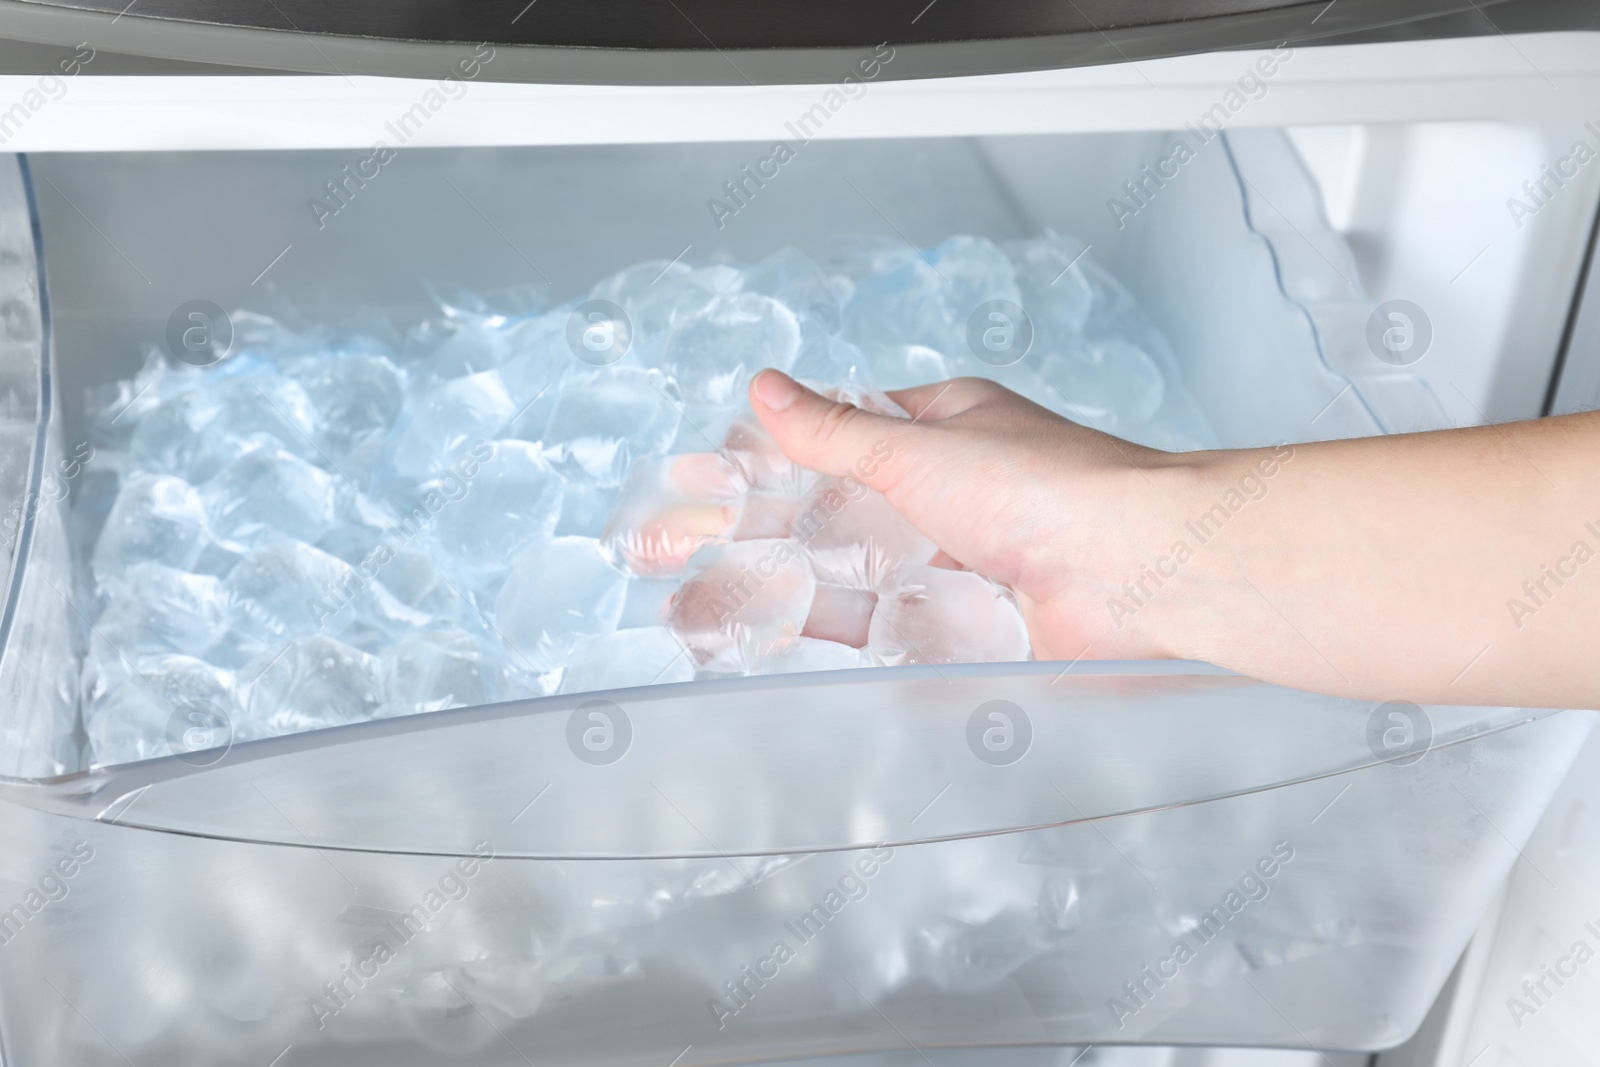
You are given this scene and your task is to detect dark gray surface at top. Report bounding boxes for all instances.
[0,0,1592,85]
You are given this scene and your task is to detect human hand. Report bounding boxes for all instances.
[748,370,1207,664]
[750,369,1600,709]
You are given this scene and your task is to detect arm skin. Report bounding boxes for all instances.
[749,369,1600,709]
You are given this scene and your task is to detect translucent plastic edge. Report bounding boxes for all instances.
[6,659,1242,789]
[0,155,54,682]
[1217,130,1391,434]
[0,655,1581,856]
[77,710,1575,862]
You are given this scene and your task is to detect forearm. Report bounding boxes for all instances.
[749,371,1600,708]
[1144,412,1600,708]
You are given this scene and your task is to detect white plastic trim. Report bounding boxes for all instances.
[2,31,1600,152]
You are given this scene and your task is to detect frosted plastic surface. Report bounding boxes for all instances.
[1222,130,1452,436]
[978,130,1453,446]
[0,156,76,778]
[0,690,1590,1062]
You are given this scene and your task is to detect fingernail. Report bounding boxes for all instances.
[753,370,803,412]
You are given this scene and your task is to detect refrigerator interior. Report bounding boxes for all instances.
[0,115,1596,1065]
[14,119,1600,776]
[9,127,1467,782]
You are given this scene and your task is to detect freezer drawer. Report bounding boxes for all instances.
[1,672,1591,1063]
[0,119,1590,1065]
[12,129,1450,772]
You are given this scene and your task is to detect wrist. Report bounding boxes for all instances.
[1119,450,1227,661]
[1139,443,1301,663]
[1112,442,1293,661]
[1016,443,1225,663]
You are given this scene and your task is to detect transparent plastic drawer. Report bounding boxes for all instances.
[1,669,1589,1063]
[0,128,1588,1066]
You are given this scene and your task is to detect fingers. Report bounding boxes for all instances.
[750,370,917,492]
[885,377,1003,422]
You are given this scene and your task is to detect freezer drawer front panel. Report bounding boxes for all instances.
[0,697,1590,1063]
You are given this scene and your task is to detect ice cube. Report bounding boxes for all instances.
[1038,338,1165,427]
[91,562,226,659]
[660,293,801,406]
[200,445,338,551]
[389,370,516,479]
[555,479,619,539]
[128,375,318,483]
[602,454,743,578]
[722,413,814,496]
[733,492,804,541]
[1004,231,1095,337]
[688,263,744,294]
[419,313,519,380]
[867,565,1031,666]
[590,258,692,309]
[220,537,347,649]
[588,264,742,367]
[618,576,678,628]
[558,627,694,694]
[494,536,629,674]
[750,636,867,675]
[592,260,702,342]
[247,634,386,735]
[928,235,1023,318]
[802,583,876,648]
[385,628,497,715]
[229,310,326,366]
[667,400,743,461]
[668,451,750,498]
[92,472,209,581]
[341,581,435,655]
[83,651,244,767]
[297,352,405,474]
[825,234,919,280]
[495,664,563,705]
[313,490,402,567]
[666,539,817,671]
[792,480,936,591]
[124,389,230,482]
[367,542,461,619]
[843,256,953,353]
[742,246,846,333]
[692,263,745,292]
[428,440,564,583]
[501,387,561,449]
[808,380,911,418]
[495,312,569,437]
[864,343,949,391]
[791,335,875,392]
[202,374,322,463]
[220,537,420,656]
[543,367,680,487]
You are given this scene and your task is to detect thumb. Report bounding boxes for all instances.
[749,370,917,493]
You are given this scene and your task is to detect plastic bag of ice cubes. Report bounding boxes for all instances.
[76,233,1212,765]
